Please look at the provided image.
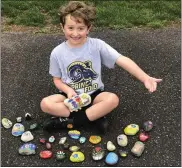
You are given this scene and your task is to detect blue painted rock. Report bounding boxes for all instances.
[89,136,101,144]
[49,136,55,143]
[124,124,139,135]
[117,134,128,147]
[143,121,153,132]
[40,150,53,159]
[79,137,86,144]
[56,151,66,161]
[19,143,36,155]
[68,130,81,139]
[118,150,128,158]
[131,141,145,157]
[92,146,105,160]
[21,131,34,142]
[70,152,85,162]
[105,152,118,165]
[12,123,25,136]
[2,118,13,129]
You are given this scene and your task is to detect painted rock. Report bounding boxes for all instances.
[39,138,46,144]
[117,134,128,147]
[2,118,13,129]
[92,146,105,161]
[46,142,52,149]
[56,150,66,161]
[25,113,32,120]
[40,150,53,159]
[70,152,85,162]
[16,117,22,123]
[131,141,145,157]
[143,121,153,132]
[105,152,118,165]
[124,124,139,135]
[63,142,70,149]
[49,136,55,143]
[12,123,25,136]
[19,143,36,155]
[139,132,149,142]
[118,150,128,158]
[68,130,81,139]
[79,137,86,144]
[30,123,38,130]
[107,141,116,151]
[21,131,34,142]
[59,137,67,145]
[69,146,80,152]
[89,136,101,144]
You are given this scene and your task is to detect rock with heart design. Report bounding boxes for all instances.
[12,123,25,136]
[107,141,116,151]
[139,132,149,142]
[21,131,34,142]
[40,150,53,159]
[143,121,153,132]
[92,146,105,160]
[117,134,128,147]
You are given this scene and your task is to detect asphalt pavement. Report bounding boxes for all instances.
[1,28,181,167]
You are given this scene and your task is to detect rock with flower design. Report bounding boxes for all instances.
[92,146,105,160]
[68,130,81,139]
[89,135,101,144]
[124,124,139,135]
[70,151,85,162]
[19,143,36,155]
[12,123,25,136]
[56,150,66,161]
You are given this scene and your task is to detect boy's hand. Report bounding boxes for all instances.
[144,77,162,93]
[67,88,77,99]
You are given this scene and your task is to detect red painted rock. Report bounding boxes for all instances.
[139,132,149,142]
[40,150,53,159]
[39,138,46,144]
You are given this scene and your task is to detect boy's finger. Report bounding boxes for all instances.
[155,78,162,82]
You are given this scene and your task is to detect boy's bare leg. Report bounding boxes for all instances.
[40,94,70,117]
[86,92,119,121]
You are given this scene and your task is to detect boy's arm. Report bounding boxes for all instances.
[116,55,162,92]
[53,77,77,98]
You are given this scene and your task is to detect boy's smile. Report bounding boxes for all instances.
[62,14,91,48]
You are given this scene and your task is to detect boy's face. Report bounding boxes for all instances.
[61,14,91,47]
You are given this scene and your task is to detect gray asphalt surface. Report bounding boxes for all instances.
[1,28,181,167]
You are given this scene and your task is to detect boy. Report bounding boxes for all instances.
[40,1,162,133]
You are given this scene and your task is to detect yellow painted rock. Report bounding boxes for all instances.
[89,136,101,144]
[124,124,139,135]
[70,152,85,162]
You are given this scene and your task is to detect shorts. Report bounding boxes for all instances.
[59,89,104,111]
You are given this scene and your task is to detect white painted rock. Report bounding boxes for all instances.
[117,134,128,147]
[21,131,34,142]
[12,123,25,136]
[107,141,116,151]
[59,137,67,145]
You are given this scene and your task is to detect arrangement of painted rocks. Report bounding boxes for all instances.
[2,115,154,165]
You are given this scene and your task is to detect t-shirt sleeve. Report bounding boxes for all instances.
[99,39,121,68]
[49,50,62,78]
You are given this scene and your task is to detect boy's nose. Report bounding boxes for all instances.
[72,30,78,36]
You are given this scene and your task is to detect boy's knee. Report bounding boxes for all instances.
[109,93,119,108]
[40,98,50,112]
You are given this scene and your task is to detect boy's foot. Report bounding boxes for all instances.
[42,117,74,132]
[94,117,109,134]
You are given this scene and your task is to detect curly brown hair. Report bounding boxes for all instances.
[59,1,96,28]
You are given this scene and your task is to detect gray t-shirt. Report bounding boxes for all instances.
[49,37,121,95]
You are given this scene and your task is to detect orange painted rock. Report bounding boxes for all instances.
[40,150,52,159]
[89,136,101,144]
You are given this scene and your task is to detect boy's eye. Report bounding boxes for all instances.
[68,27,73,30]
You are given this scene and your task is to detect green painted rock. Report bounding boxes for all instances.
[70,152,85,162]
[56,151,66,161]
